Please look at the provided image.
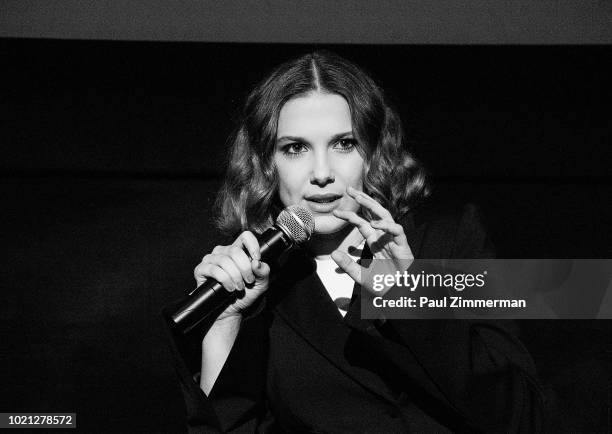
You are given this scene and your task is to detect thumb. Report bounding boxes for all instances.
[331,250,362,285]
[251,259,270,280]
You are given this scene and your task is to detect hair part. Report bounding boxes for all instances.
[215,50,429,235]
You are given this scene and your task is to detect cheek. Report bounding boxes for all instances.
[343,157,365,188]
[276,164,308,203]
[338,158,365,211]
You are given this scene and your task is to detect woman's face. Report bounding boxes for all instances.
[274,91,365,234]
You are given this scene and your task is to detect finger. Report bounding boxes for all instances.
[347,186,392,220]
[194,255,213,285]
[333,209,377,242]
[194,273,207,287]
[211,254,245,291]
[228,246,256,284]
[370,219,409,245]
[233,231,261,260]
[211,244,229,255]
[331,250,362,285]
[197,263,239,292]
[251,259,270,279]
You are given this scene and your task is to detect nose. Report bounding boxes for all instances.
[309,151,335,187]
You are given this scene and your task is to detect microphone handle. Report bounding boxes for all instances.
[169,226,293,334]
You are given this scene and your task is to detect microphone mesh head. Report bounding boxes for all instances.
[276,205,315,244]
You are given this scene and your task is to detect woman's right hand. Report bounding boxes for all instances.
[194,231,271,322]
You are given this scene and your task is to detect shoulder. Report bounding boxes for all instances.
[400,195,495,259]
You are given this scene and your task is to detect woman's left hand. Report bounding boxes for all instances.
[331,186,414,294]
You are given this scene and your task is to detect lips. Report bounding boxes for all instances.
[305,193,342,203]
[304,193,343,213]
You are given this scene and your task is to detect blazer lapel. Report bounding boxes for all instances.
[270,249,398,404]
[267,210,430,405]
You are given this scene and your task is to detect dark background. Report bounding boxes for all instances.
[2,38,611,432]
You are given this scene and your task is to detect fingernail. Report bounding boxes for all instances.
[253,259,260,268]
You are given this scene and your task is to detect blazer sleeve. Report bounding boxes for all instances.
[162,297,274,433]
[344,203,546,433]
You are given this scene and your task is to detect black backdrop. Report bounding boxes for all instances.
[2,39,611,432]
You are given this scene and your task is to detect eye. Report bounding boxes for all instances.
[333,138,357,152]
[282,142,308,156]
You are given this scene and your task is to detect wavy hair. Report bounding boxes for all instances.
[215,50,429,235]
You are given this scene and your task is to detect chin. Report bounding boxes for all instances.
[312,215,350,235]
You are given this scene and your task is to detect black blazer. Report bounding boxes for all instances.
[163,202,545,433]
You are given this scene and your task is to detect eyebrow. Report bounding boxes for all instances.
[276,131,353,144]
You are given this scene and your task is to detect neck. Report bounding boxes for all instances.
[306,225,364,260]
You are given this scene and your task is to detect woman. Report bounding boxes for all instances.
[166,51,544,433]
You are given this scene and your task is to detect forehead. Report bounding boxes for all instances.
[276,92,352,138]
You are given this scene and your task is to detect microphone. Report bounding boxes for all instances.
[169,205,315,334]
